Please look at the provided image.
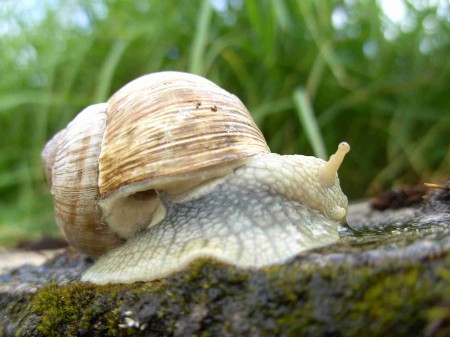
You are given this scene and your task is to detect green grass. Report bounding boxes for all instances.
[0,0,449,245]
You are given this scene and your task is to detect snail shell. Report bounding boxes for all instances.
[42,72,269,256]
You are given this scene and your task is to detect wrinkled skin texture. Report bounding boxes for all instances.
[82,153,348,284]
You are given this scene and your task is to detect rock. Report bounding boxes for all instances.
[0,184,449,336]
[0,248,63,275]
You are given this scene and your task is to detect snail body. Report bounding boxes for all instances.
[42,71,350,284]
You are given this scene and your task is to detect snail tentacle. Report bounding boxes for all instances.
[320,142,350,187]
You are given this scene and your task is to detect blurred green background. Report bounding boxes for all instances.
[0,0,449,245]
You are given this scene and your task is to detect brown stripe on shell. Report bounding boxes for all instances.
[98,71,270,197]
[49,103,123,256]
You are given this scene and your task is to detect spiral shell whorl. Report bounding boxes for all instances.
[44,103,123,256]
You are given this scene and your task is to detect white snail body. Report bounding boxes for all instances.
[42,71,350,284]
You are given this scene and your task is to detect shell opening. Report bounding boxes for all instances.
[99,189,163,239]
[320,142,350,187]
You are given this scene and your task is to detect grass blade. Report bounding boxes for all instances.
[189,0,212,75]
[94,39,128,102]
[293,87,327,159]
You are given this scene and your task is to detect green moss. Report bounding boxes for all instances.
[350,269,426,334]
[17,282,120,336]
[268,260,450,337]
[3,254,448,336]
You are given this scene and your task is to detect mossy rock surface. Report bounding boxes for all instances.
[1,184,449,336]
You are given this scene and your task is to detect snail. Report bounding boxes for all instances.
[42,71,350,284]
